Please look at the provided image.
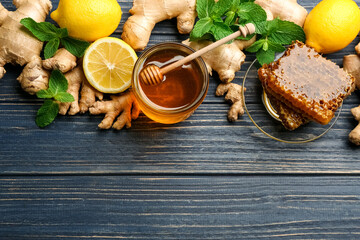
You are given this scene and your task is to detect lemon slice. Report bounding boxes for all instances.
[83,37,137,93]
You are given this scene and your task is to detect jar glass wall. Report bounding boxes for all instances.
[132,42,209,124]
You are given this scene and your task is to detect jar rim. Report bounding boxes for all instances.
[131,42,209,114]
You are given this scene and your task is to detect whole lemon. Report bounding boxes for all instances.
[51,0,122,42]
[304,0,360,54]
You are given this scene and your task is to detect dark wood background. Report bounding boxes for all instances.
[1,0,360,239]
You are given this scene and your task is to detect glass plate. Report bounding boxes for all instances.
[242,59,342,144]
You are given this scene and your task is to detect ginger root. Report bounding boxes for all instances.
[89,91,141,130]
[79,77,104,114]
[255,0,308,27]
[17,56,50,95]
[0,0,52,94]
[343,54,360,90]
[349,105,360,145]
[356,42,360,56]
[216,83,246,122]
[183,39,249,83]
[43,48,77,73]
[122,0,196,51]
[58,65,84,115]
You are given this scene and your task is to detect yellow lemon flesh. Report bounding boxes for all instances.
[51,0,122,42]
[304,0,360,54]
[83,37,138,94]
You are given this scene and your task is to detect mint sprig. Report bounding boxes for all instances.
[246,18,305,65]
[190,0,306,66]
[36,70,74,128]
[190,0,266,42]
[20,17,90,59]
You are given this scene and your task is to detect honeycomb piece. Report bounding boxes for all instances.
[267,92,309,131]
[259,41,355,125]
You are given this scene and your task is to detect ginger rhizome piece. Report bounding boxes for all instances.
[343,54,360,90]
[183,39,252,83]
[59,65,84,116]
[255,0,308,27]
[89,91,141,130]
[79,77,104,114]
[216,83,246,122]
[349,105,360,145]
[43,48,77,73]
[356,42,360,55]
[0,0,52,94]
[17,57,50,94]
[122,0,196,51]
[344,47,360,144]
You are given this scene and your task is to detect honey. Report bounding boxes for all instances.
[132,43,209,124]
[258,41,355,126]
[139,49,203,109]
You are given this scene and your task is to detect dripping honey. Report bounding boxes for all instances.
[132,43,209,124]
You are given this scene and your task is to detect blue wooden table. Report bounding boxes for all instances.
[1,0,360,239]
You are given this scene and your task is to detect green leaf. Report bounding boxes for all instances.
[246,39,266,53]
[268,41,286,52]
[211,0,232,18]
[54,92,75,103]
[36,89,55,99]
[262,41,269,51]
[224,11,236,25]
[20,17,65,41]
[236,2,267,24]
[44,38,60,59]
[61,37,90,58]
[48,70,68,94]
[210,22,233,41]
[197,0,215,19]
[268,19,306,44]
[36,100,59,128]
[256,48,275,66]
[190,17,214,41]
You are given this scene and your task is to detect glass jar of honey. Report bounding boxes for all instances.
[132,42,209,124]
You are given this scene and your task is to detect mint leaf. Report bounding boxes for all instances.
[210,22,233,41]
[21,18,61,41]
[268,41,286,52]
[44,38,60,59]
[211,0,232,18]
[36,89,55,99]
[224,11,236,25]
[236,2,267,24]
[268,19,306,44]
[49,70,68,94]
[36,100,59,128]
[190,17,214,41]
[256,48,275,65]
[61,37,90,58]
[54,92,74,103]
[21,17,89,59]
[246,39,266,52]
[197,0,215,18]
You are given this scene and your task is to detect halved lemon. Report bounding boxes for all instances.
[83,37,138,93]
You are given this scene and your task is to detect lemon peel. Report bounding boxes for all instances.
[51,0,122,42]
[304,0,360,54]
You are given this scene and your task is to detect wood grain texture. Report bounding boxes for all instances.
[0,176,360,239]
[0,0,359,174]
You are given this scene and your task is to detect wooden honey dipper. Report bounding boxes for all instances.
[139,23,256,86]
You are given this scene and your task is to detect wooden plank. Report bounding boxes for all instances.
[1,0,360,174]
[0,176,360,239]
